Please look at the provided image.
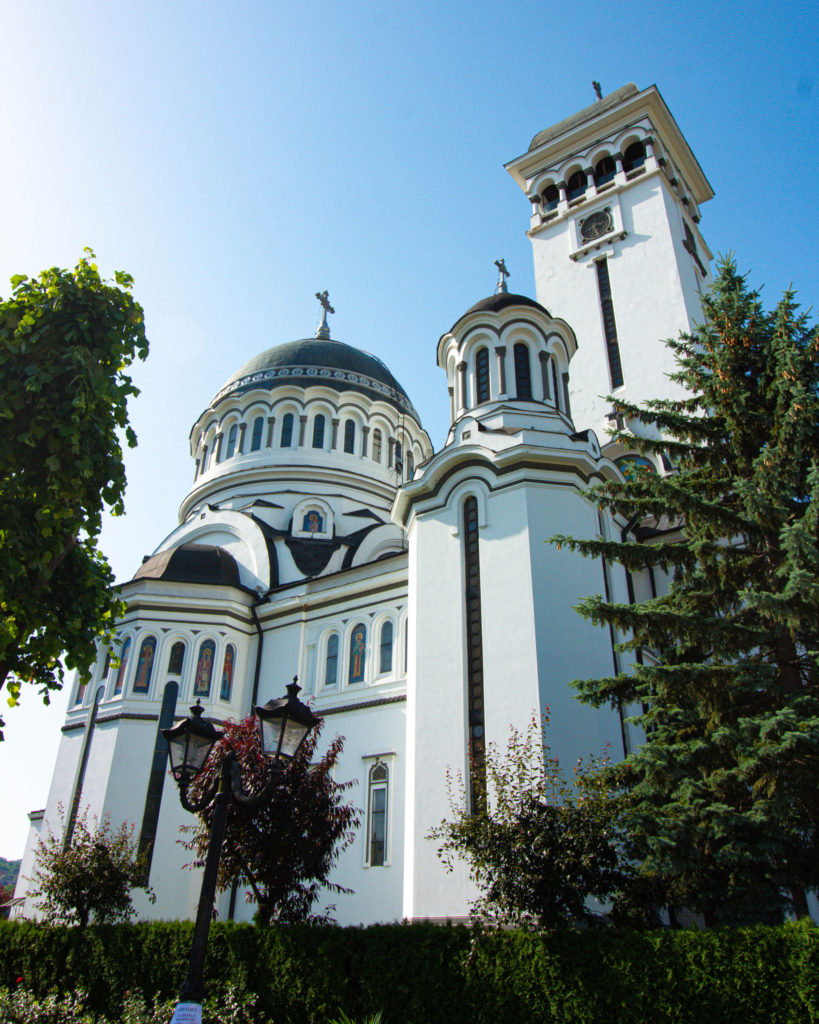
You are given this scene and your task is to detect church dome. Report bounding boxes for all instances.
[213,338,420,422]
[458,292,550,320]
[134,542,242,588]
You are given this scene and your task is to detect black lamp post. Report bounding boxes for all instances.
[163,679,319,1024]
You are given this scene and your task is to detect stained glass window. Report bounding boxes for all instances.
[615,455,656,482]
[193,639,216,697]
[114,637,131,695]
[133,636,157,694]
[220,644,235,700]
[348,623,366,684]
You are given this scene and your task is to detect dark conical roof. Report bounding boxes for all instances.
[212,338,420,421]
[460,293,550,318]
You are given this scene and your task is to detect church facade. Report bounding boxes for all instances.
[15,83,714,925]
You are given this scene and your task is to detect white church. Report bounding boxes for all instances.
[15,83,714,924]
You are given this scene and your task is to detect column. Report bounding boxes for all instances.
[265,416,275,447]
[495,346,507,398]
[237,424,247,454]
[298,415,307,447]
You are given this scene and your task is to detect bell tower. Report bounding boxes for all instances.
[505,83,714,450]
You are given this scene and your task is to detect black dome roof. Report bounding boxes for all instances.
[134,543,242,588]
[459,293,550,321]
[213,338,420,421]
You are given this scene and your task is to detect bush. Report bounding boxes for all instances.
[0,918,816,1023]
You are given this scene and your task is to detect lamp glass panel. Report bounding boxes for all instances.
[260,715,286,758]
[186,732,215,775]
[280,717,311,759]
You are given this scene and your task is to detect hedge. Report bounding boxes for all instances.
[0,919,816,1023]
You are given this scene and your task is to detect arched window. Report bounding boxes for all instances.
[367,762,389,866]
[475,347,490,403]
[343,419,356,454]
[514,343,532,399]
[615,455,657,482]
[312,414,325,449]
[622,140,646,173]
[594,155,616,187]
[168,641,185,675]
[566,169,587,202]
[541,182,559,211]
[394,441,403,478]
[372,429,383,463]
[379,621,394,674]
[193,639,216,697]
[114,637,131,695]
[220,644,235,700]
[225,424,238,459]
[406,452,414,478]
[349,623,367,684]
[250,416,264,451]
[280,413,294,447]
[324,634,339,687]
[133,635,157,694]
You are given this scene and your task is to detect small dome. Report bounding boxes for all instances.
[459,293,550,320]
[212,338,420,421]
[134,543,242,588]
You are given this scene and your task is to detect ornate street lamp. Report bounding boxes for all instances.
[164,679,319,1024]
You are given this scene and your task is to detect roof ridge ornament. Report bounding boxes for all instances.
[494,259,510,295]
[593,80,603,100]
[315,290,335,339]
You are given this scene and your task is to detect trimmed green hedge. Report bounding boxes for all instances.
[0,919,816,1023]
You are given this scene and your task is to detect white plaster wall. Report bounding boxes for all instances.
[531,174,705,438]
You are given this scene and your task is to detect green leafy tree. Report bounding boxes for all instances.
[553,257,819,925]
[429,715,647,929]
[186,715,361,925]
[0,251,148,732]
[28,808,154,929]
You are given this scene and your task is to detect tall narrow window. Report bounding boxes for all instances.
[367,762,389,866]
[379,621,394,674]
[394,442,403,478]
[137,681,179,881]
[406,452,414,478]
[463,497,486,810]
[220,644,235,700]
[250,416,264,451]
[193,640,216,697]
[595,259,624,389]
[372,429,383,463]
[324,634,339,687]
[475,347,490,403]
[343,419,356,454]
[114,637,131,696]
[622,140,646,173]
[312,415,325,449]
[513,343,532,399]
[541,182,559,211]
[225,424,238,459]
[133,636,157,694]
[593,155,616,187]
[280,413,294,447]
[349,623,367,684]
[168,641,185,675]
[566,169,587,202]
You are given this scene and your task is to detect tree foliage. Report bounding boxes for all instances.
[553,257,819,924]
[0,251,148,729]
[429,715,649,929]
[186,715,361,925]
[28,808,154,929]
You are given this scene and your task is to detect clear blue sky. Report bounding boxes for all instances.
[1,0,816,859]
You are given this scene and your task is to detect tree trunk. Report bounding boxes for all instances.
[791,886,810,920]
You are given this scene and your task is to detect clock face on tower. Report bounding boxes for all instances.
[579,208,613,243]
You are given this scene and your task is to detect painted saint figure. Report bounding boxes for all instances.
[303,509,323,533]
[194,640,215,697]
[349,624,366,684]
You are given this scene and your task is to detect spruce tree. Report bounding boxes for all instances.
[554,257,819,925]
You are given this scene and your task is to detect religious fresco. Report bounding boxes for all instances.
[220,644,235,700]
[349,623,367,684]
[133,636,157,694]
[193,639,216,697]
[615,454,656,482]
[113,637,131,695]
[168,640,185,675]
[303,509,324,533]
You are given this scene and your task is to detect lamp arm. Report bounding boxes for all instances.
[227,755,282,808]
[178,777,218,814]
